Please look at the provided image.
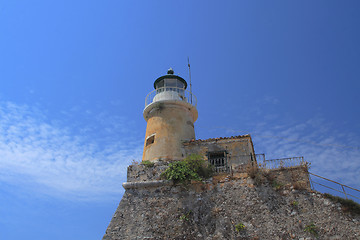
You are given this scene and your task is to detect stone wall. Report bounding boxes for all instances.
[183,135,256,168]
[126,162,169,182]
[103,164,359,240]
[264,166,311,191]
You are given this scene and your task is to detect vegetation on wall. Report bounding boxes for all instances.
[247,165,267,186]
[235,223,246,232]
[271,180,284,191]
[304,222,319,237]
[161,154,214,184]
[131,159,140,165]
[142,160,155,168]
[247,164,310,192]
[179,210,192,222]
[292,180,308,190]
[324,193,360,215]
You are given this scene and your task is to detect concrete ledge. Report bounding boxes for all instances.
[122,180,173,189]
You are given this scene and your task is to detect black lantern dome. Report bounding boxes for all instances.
[153,68,188,89]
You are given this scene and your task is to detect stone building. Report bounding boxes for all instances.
[183,135,256,172]
[142,68,256,171]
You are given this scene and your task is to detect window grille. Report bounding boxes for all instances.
[208,151,228,173]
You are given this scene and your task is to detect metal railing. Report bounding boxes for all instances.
[254,155,360,202]
[214,166,229,173]
[309,172,360,201]
[261,156,306,169]
[145,87,197,108]
[255,154,265,163]
[211,154,259,173]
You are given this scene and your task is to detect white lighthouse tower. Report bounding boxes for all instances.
[142,68,198,162]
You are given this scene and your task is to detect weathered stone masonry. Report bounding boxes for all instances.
[103,163,359,240]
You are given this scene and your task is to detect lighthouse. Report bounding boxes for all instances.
[142,68,198,162]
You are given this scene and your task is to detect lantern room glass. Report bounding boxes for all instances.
[156,78,185,95]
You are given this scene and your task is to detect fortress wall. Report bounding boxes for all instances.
[103,164,359,240]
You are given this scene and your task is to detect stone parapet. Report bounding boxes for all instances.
[122,180,173,189]
[126,162,169,182]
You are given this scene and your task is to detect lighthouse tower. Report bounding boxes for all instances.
[142,68,198,162]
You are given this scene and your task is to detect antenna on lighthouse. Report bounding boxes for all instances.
[187,57,193,104]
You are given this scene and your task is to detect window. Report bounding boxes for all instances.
[208,151,228,172]
[146,135,155,146]
[177,81,184,89]
[164,79,177,87]
[155,80,164,88]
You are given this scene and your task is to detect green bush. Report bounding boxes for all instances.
[142,160,154,168]
[161,154,213,184]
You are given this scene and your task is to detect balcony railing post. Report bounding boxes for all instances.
[341,185,348,199]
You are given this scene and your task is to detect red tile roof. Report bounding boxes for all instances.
[186,134,251,143]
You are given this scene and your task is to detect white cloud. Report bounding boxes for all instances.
[3,100,357,201]
[199,114,360,191]
[0,101,143,201]
[252,117,360,189]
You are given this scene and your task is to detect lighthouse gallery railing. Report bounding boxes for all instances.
[145,87,197,108]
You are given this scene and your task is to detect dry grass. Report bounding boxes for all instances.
[293,180,308,190]
[212,207,222,215]
[246,164,267,185]
[131,159,140,165]
[246,164,258,179]
[324,193,360,215]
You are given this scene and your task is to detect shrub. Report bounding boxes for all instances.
[304,222,319,237]
[247,165,266,185]
[179,210,192,221]
[264,171,276,182]
[161,154,213,184]
[162,160,200,183]
[254,172,266,185]
[291,200,299,206]
[235,223,246,232]
[272,180,284,191]
[246,164,258,179]
[324,193,360,215]
[142,160,154,168]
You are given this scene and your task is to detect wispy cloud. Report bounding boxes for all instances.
[0,101,143,201]
[211,94,360,189]
[2,99,358,201]
[251,117,360,189]
[200,112,360,189]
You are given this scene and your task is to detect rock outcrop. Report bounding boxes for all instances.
[103,163,359,240]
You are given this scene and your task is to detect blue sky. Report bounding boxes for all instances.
[1,1,360,239]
